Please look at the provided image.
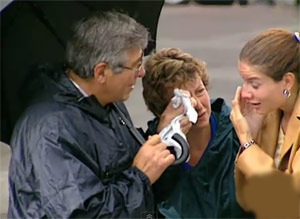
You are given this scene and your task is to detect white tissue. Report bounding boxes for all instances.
[171,89,197,123]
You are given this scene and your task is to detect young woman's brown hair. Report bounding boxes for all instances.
[231,28,300,218]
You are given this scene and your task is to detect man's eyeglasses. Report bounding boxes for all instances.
[121,63,144,74]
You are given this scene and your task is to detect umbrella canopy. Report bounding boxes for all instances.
[0,0,164,144]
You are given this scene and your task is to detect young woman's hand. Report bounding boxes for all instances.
[230,86,264,143]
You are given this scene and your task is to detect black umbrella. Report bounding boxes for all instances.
[0,0,164,144]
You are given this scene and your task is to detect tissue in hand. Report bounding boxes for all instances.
[171,88,198,123]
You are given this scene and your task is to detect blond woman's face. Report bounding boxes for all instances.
[238,62,286,115]
[165,74,211,128]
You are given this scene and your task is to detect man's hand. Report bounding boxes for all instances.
[133,135,175,184]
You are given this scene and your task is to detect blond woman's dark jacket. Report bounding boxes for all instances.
[149,99,252,218]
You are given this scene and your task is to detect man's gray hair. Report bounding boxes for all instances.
[66,11,149,78]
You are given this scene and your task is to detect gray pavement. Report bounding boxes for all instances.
[1,3,299,218]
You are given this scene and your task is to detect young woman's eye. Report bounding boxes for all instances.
[251,83,260,89]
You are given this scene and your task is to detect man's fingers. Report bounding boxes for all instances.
[156,142,167,150]
[164,154,175,165]
[146,134,161,145]
[146,137,168,152]
[160,149,172,158]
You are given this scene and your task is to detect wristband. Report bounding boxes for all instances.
[240,139,255,154]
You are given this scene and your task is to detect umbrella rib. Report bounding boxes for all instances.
[77,1,96,12]
[28,2,66,49]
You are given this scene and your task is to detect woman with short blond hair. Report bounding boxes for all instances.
[143,48,251,218]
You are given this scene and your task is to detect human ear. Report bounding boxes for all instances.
[93,62,108,84]
[282,72,295,90]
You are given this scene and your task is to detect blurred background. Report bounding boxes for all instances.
[1,0,299,217]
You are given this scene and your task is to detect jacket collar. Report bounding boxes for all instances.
[49,69,112,124]
[210,98,234,142]
[258,88,300,171]
[257,110,280,158]
[283,88,300,171]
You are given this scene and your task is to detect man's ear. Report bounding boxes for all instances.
[93,62,108,84]
[283,72,295,90]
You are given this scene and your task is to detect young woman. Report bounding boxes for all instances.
[230,28,300,218]
[142,48,251,218]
